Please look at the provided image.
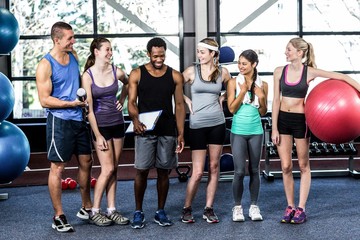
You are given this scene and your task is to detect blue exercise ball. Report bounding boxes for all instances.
[220,153,234,172]
[0,8,20,54]
[0,121,30,184]
[0,72,15,122]
[219,46,235,64]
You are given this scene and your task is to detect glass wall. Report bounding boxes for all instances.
[219,0,360,110]
[9,0,181,119]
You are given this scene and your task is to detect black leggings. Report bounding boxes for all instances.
[230,133,263,205]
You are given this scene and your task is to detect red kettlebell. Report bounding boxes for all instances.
[90,177,97,188]
[68,179,77,190]
[61,179,68,190]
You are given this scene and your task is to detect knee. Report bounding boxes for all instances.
[234,169,245,179]
[298,160,310,173]
[281,164,293,175]
[190,171,203,182]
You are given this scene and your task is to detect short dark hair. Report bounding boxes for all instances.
[146,37,167,53]
[51,22,72,42]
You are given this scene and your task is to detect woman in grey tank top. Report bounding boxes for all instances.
[181,38,231,224]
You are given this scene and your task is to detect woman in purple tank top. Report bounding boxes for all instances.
[81,37,129,226]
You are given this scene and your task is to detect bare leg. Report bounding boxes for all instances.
[205,144,222,208]
[157,168,170,210]
[134,169,150,211]
[48,162,66,216]
[295,138,311,210]
[77,154,93,209]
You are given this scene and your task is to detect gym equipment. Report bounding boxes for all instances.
[90,177,97,188]
[330,144,340,154]
[0,121,30,184]
[348,143,358,154]
[0,72,15,122]
[320,142,330,154]
[310,142,322,155]
[61,179,68,190]
[219,46,235,64]
[305,79,360,144]
[176,165,190,182]
[266,141,277,157]
[219,153,234,172]
[0,8,20,54]
[67,179,77,189]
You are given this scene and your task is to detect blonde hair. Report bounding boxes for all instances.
[199,38,221,83]
[289,37,317,68]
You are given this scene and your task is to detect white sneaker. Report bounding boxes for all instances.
[249,205,263,221]
[232,205,245,222]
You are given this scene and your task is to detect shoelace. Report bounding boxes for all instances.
[251,206,260,215]
[294,209,303,218]
[233,206,243,215]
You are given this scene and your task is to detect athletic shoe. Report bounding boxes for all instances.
[203,207,219,223]
[76,207,91,221]
[232,205,245,222]
[52,214,75,233]
[131,211,145,229]
[181,206,195,223]
[154,209,173,227]
[291,207,307,224]
[249,205,263,221]
[108,211,129,225]
[281,206,295,223]
[89,212,113,227]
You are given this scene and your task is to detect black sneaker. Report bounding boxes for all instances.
[76,207,91,221]
[181,206,195,223]
[203,207,219,223]
[52,214,75,233]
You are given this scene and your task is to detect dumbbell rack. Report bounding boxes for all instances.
[261,119,360,181]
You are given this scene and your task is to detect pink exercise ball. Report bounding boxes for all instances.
[305,79,360,144]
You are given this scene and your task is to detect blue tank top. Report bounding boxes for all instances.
[280,64,309,98]
[189,64,225,129]
[44,52,82,121]
[87,65,124,127]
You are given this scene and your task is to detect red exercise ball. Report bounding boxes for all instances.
[305,79,360,144]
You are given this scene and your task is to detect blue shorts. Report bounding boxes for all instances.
[46,112,92,162]
[189,123,226,150]
[134,135,178,170]
[278,111,310,139]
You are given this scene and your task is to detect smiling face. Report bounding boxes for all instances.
[95,41,112,64]
[196,46,214,64]
[285,42,302,62]
[148,46,166,69]
[56,29,76,52]
[237,56,256,76]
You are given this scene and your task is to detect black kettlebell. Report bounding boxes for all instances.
[176,166,191,182]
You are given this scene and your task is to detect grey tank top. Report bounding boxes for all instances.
[189,64,225,129]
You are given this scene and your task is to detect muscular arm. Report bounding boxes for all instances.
[127,68,146,134]
[36,58,83,109]
[173,70,186,153]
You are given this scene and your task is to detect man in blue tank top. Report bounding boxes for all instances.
[127,37,186,229]
[36,22,92,233]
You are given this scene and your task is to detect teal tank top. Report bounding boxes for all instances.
[231,92,263,135]
[44,52,82,121]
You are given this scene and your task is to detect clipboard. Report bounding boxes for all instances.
[125,110,163,133]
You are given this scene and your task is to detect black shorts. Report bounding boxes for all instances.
[46,112,92,162]
[278,111,310,139]
[92,123,125,141]
[189,123,226,150]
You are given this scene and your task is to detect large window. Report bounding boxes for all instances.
[219,0,360,110]
[9,0,181,119]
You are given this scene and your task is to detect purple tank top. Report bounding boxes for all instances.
[87,65,124,127]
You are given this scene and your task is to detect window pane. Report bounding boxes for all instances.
[303,0,360,32]
[220,0,298,32]
[305,36,360,71]
[97,0,179,34]
[220,36,295,73]
[10,0,94,35]
[13,81,46,119]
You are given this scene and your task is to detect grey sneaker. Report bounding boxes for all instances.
[90,212,113,227]
[203,207,219,223]
[108,211,129,225]
[52,214,75,233]
[181,206,195,223]
[76,207,91,221]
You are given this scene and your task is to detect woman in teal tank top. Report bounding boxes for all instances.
[226,50,268,222]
